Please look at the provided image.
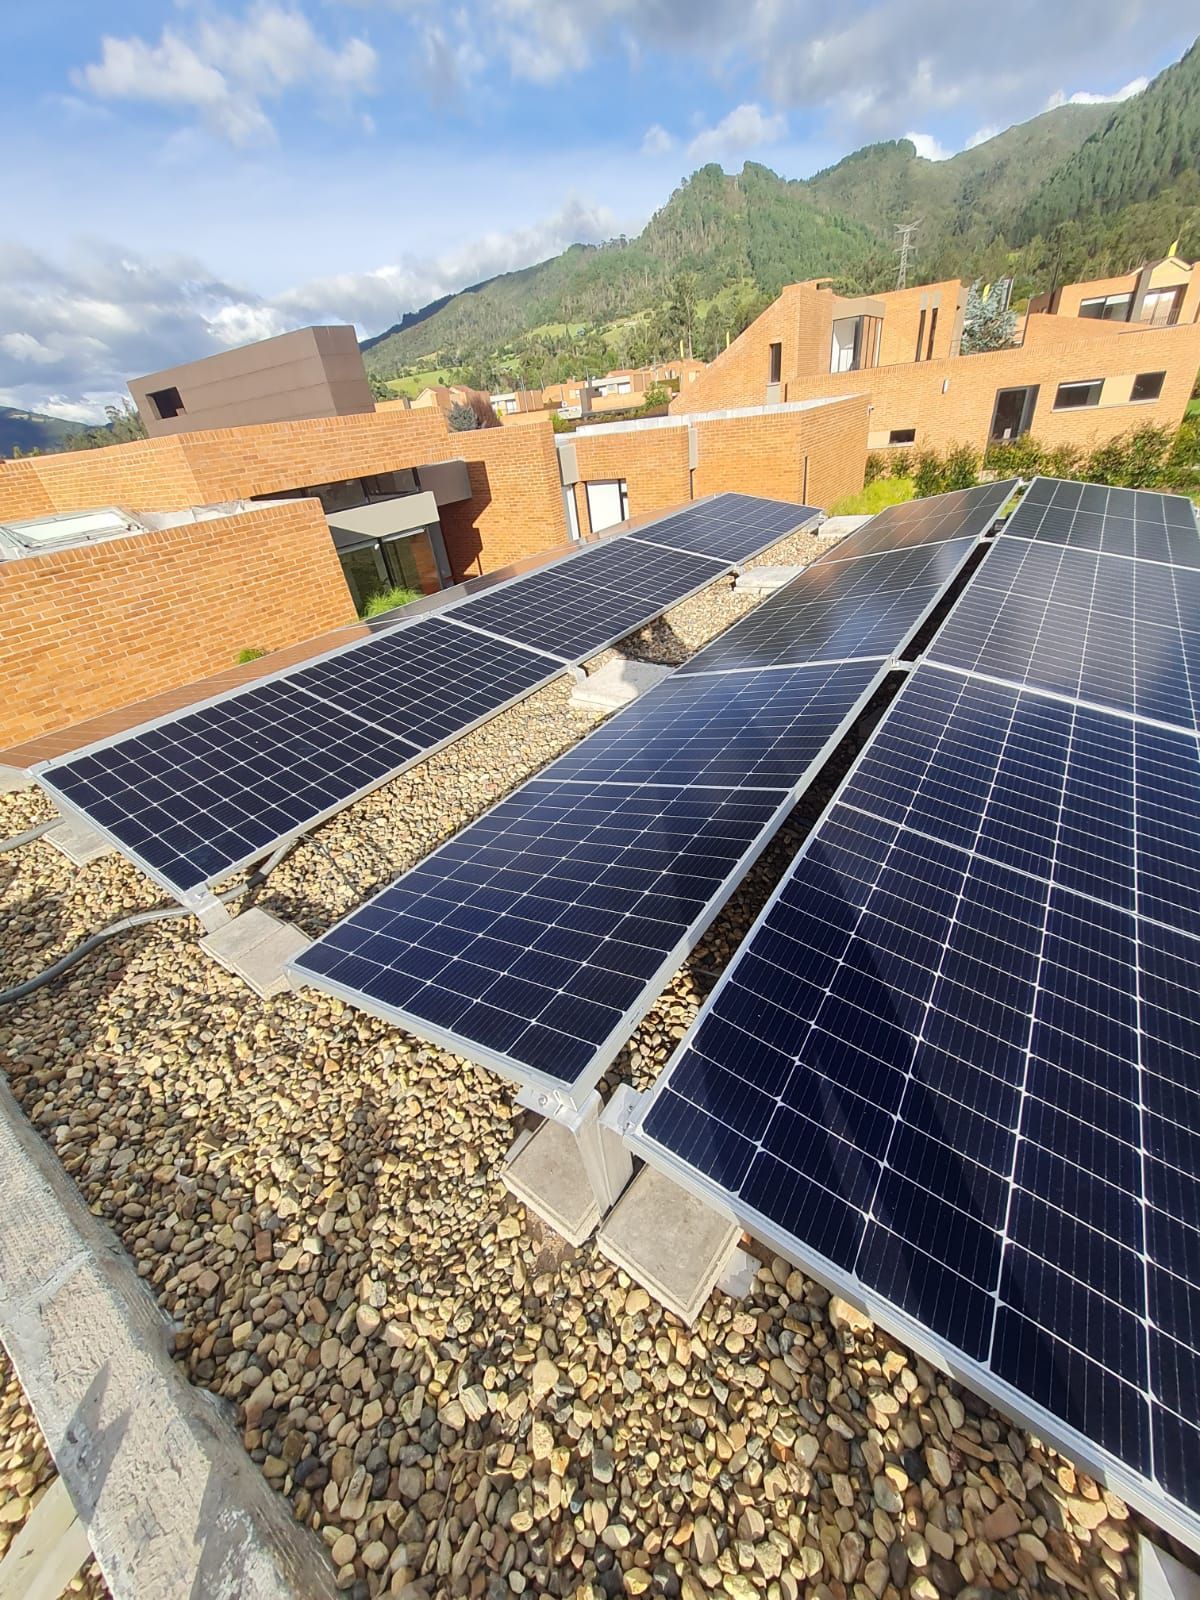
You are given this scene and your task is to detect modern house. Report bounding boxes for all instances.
[671,270,1200,454]
[1030,254,1200,327]
[129,325,375,437]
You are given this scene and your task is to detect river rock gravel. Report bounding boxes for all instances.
[0,530,1142,1599]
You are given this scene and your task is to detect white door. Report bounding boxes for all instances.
[586,479,627,533]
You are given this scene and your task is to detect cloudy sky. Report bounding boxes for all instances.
[3,3,1196,418]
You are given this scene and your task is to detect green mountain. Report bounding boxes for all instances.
[363,36,1200,384]
[0,407,91,460]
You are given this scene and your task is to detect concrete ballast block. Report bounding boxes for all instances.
[502,1119,602,1247]
[596,1165,742,1325]
[200,907,309,998]
[0,764,34,796]
[734,565,804,595]
[570,658,673,711]
[45,817,116,866]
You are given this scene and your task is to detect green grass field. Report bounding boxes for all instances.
[1187,397,1200,417]
[830,477,915,517]
[385,368,452,398]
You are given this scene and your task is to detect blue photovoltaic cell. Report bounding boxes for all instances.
[927,537,1200,731]
[629,493,815,564]
[294,779,788,1084]
[448,539,724,660]
[288,617,554,747]
[678,538,979,674]
[41,677,420,894]
[546,659,886,791]
[638,662,1200,1528]
[1002,477,1200,568]
[291,657,888,1087]
[816,478,1016,564]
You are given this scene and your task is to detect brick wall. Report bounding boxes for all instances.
[672,284,829,414]
[437,418,566,579]
[0,498,355,748]
[786,317,1200,454]
[873,281,966,366]
[571,427,691,535]
[693,397,868,508]
[0,409,451,520]
[568,397,868,527]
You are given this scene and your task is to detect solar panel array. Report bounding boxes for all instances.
[632,480,1200,1544]
[36,493,814,902]
[291,481,1014,1094]
[1002,476,1200,568]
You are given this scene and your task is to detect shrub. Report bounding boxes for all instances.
[887,449,913,481]
[912,451,946,499]
[941,443,980,492]
[236,646,267,664]
[864,451,888,485]
[448,402,479,432]
[360,585,421,620]
[1082,425,1173,489]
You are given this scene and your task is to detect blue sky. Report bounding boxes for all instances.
[2,2,1196,417]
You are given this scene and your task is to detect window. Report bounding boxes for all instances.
[1054,380,1103,410]
[768,342,782,385]
[1131,371,1166,402]
[1140,287,1183,327]
[926,306,939,361]
[585,479,629,534]
[915,310,927,362]
[888,428,916,445]
[990,385,1039,443]
[147,385,184,420]
[1079,293,1132,321]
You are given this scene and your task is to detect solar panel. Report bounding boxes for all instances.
[288,658,889,1093]
[447,539,724,661]
[629,493,817,564]
[1002,477,1200,568]
[631,660,1200,1545]
[40,497,813,903]
[817,479,1016,564]
[927,537,1200,731]
[678,539,980,675]
[40,676,422,896]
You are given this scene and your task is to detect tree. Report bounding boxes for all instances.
[56,400,147,453]
[960,280,1018,355]
[448,402,480,432]
[666,271,699,359]
[368,374,394,401]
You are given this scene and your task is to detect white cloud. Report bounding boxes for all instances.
[641,123,675,157]
[0,198,619,417]
[904,130,951,161]
[688,103,786,162]
[76,3,378,146]
[965,124,1000,150]
[1046,74,1148,109]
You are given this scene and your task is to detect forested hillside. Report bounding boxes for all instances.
[363,37,1200,392]
[0,408,89,460]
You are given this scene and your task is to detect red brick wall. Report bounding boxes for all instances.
[436,418,566,579]
[693,397,868,509]
[786,317,1200,454]
[571,427,691,535]
[0,499,355,748]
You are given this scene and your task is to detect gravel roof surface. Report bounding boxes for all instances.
[0,525,1142,1600]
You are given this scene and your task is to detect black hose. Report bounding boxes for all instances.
[0,904,190,1005]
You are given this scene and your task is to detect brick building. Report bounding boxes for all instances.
[0,390,863,748]
[672,273,1200,456]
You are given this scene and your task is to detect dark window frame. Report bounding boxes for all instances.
[888,428,916,446]
[915,309,927,362]
[1053,379,1104,411]
[1131,371,1166,403]
[926,306,939,360]
[768,341,783,385]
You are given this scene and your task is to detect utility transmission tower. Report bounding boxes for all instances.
[894,220,920,289]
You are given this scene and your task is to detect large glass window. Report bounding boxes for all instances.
[1140,287,1184,327]
[1131,371,1166,402]
[1079,293,1132,321]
